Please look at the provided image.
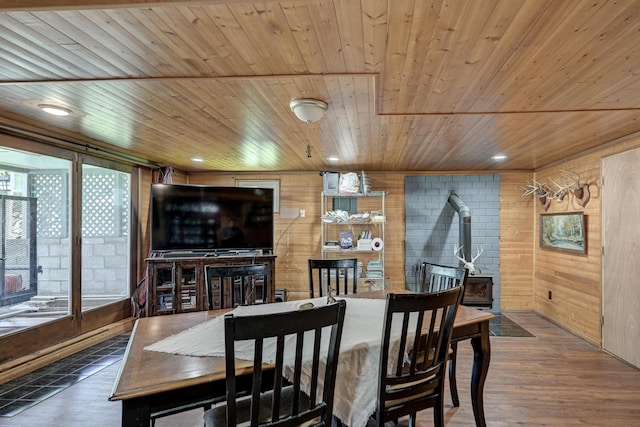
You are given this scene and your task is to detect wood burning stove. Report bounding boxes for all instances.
[463,275,493,308]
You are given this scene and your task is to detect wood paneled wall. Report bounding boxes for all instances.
[533,132,640,346]
[136,168,153,284]
[533,159,602,345]
[185,139,640,347]
[499,172,536,312]
[188,170,536,310]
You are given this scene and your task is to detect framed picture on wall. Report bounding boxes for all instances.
[540,212,586,254]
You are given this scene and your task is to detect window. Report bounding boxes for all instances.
[81,164,131,310]
[0,148,72,334]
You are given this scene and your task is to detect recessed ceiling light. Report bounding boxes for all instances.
[492,154,507,161]
[191,157,204,163]
[326,156,340,162]
[38,104,72,116]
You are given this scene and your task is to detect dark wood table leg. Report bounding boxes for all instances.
[122,396,151,427]
[470,320,491,427]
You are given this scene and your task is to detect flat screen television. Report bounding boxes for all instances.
[150,184,274,254]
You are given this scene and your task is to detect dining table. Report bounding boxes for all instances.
[109,290,494,427]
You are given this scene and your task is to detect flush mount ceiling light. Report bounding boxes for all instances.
[289,98,328,123]
[38,104,72,116]
[289,98,328,159]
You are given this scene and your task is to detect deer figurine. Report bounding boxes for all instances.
[454,244,485,275]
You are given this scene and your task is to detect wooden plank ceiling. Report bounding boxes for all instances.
[1,0,639,172]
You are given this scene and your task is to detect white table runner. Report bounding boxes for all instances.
[144,297,397,427]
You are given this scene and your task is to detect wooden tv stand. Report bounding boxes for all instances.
[145,253,276,316]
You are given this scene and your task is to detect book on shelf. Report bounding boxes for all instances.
[366,260,384,278]
[158,293,173,311]
[324,240,340,250]
[366,272,384,279]
[180,289,197,309]
[358,230,373,239]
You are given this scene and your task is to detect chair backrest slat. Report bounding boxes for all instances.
[309,327,322,405]
[272,335,285,420]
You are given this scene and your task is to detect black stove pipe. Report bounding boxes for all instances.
[447,193,471,264]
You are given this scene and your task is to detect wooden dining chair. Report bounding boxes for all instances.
[308,258,358,299]
[420,262,469,407]
[203,299,347,427]
[373,287,464,427]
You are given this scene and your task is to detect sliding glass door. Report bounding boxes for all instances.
[0,141,136,364]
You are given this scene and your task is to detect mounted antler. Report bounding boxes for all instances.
[454,244,485,275]
[548,177,572,202]
[521,179,546,197]
[522,172,591,209]
[522,179,552,211]
[559,170,590,207]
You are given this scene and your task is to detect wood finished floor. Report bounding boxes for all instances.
[1,312,639,426]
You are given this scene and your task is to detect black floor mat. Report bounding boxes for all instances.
[490,313,534,337]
